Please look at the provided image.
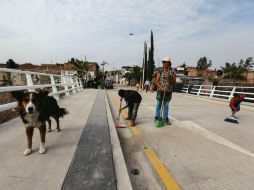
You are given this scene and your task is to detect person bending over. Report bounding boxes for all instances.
[230,93,245,119]
[118,89,142,126]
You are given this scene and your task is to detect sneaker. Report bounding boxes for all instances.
[154,116,159,122]
[165,118,171,125]
[130,120,136,127]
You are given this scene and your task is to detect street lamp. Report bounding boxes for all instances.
[101,61,108,73]
[100,61,109,88]
[129,33,146,89]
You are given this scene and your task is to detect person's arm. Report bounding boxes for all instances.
[120,102,129,111]
[119,94,129,113]
[240,95,245,101]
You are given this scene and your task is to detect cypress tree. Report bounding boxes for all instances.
[147,31,155,81]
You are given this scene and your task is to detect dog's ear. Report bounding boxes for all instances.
[42,90,49,96]
[36,90,49,100]
[11,91,25,101]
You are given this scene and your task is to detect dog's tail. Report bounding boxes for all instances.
[60,108,69,117]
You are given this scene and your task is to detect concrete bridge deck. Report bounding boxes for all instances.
[0,89,131,190]
[1,87,254,190]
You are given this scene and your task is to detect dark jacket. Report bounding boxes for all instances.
[124,90,142,105]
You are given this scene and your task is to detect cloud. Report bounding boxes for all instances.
[0,0,253,69]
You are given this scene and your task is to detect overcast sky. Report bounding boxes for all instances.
[0,0,254,70]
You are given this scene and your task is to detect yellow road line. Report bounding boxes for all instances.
[144,147,180,190]
[108,91,181,190]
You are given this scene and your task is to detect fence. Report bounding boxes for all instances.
[181,84,254,102]
[0,68,82,112]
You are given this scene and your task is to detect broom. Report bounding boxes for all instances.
[155,91,165,128]
[116,99,127,128]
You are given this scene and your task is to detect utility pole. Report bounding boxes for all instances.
[101,61,108,88]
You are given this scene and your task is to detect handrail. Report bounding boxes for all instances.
[0,68,60,77]
[181,84,254,102]
[0,68,83,112]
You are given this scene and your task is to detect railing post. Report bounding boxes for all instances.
[76,78,81,92]
[25,73,34,92]
[210,86,216,97]
[50,75,59,100]
[78,78,83,90]
[197,85,203,96]
[71,77,77,94]
[228,86,236,100]
[185,85,190,95]
[62,76,70,96]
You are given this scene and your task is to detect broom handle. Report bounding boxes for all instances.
[119,99,122,117]
[160,91,166,118]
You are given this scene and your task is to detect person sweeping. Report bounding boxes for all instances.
[154,57,176,125]
[118,89,142,127]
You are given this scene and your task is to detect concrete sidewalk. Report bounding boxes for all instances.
[0,89,132,190]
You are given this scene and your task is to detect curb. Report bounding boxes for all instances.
[105,92,133,190]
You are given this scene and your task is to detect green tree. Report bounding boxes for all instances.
[196,57,212,76]
[68,58,88,87]
[196,57,212,70]
[123,66,141,85]
[147,30,155,81]
[123,72,132,86]
[6,59,17,69]
[131,65,142,83]
[180,62,188,75]
[221,57,254,84]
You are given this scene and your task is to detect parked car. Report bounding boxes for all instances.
[105,80,113,89]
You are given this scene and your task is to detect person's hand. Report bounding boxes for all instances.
[159,86,167,92]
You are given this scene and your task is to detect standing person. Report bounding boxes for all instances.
[230,93,245,118]
[144,79,150,93]
[154,57,176,125]
[118,89,142,126]
[150,77,155,93]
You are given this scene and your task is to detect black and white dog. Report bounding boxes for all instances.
[11,90,68,156]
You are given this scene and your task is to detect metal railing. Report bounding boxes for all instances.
[181,84,254,102]
[0,68,83,112]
